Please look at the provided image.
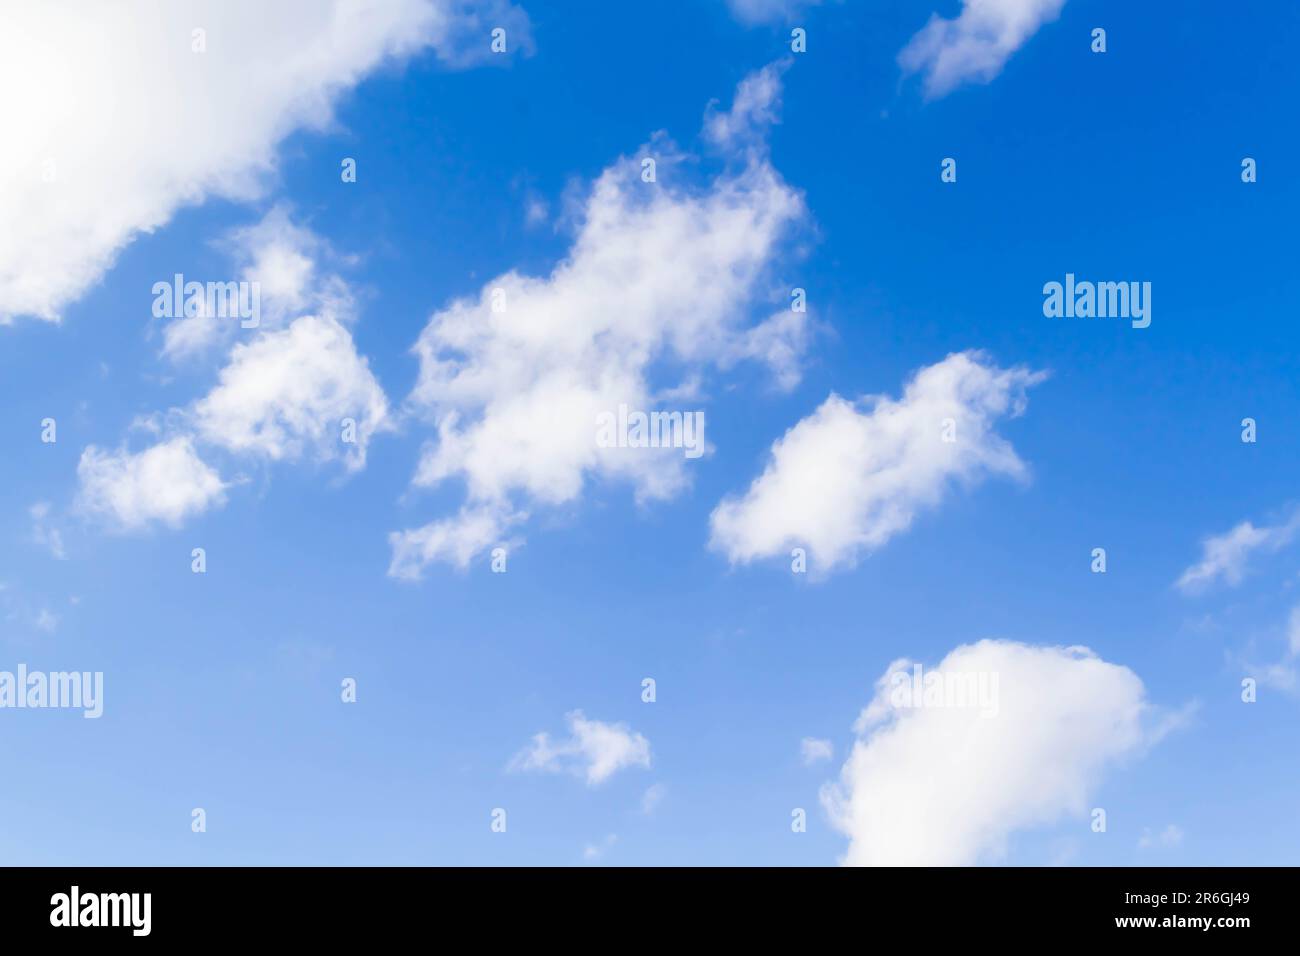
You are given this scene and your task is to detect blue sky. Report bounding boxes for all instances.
[1,0,1298,865]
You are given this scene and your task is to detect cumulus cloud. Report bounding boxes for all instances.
[711,351,1044,574]
[510,710,652,786]
[392,65,808,577]
[193,314,389,470]
[1176,511,1300,594]
[78,210,389,530]
[899,0,1066,98]
[160,205,342,361]
[801,737,833,765]
[77,437,229,530]
[0,0,530,324]
[821,640,1157,866]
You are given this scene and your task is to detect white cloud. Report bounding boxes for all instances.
[725,0,822,26]
[721,309,812,392]
[192,314,390,470]
[711,351,1044,574]
[0,0,530,324]
[77,210,390,530]
[29,502,67,559]
[703,60,788,148]
[1258,661,1297,692]
[392,65,808,578]
[821,640,1156,866]
[510,710,652,786]
[1248,604,1300,693]
[77,437,228,531]
[1176,511,1300,594]
[583,834,618,861]
[801,737,833,765]
[35,608,60,634]
[161,205,338,360]
[389,505,522,577]
[1138,824,1184,850]
[899,0,1066,98]
[524,196,550,228]
[641,783,667,814]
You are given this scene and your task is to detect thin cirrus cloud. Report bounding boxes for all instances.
[510,711,652,787]
[899,0,1067,99]
[1235,603,1300,694]
[820,640,1169,866]
[0,0,530,324]
[389,62,810,579]
[724,0,823,28]
[1178,510,1300,693]
[1176,509,1300,594]
[710,351,1045,575]
[30,502,67,560]
[76,211,391,531]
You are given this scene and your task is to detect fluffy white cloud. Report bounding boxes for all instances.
[78,210,389,530]
[1176,511,1300,593]
[899,0,1066,98]
[821,640,1153,866]
[193,314,390,469]
[801,737,833,765]
[711,351,1044,574]
[0,0,530,323]
[161,205,341,360]
[510,710,652,786]
[392,65,808,577]
[77,437,228,530]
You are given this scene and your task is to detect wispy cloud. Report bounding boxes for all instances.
[1177,510,1300,594]
[510,711,651,786]
[900,0,1066,98]
[800,737,833,765]
[29,502,66,559]
[1138,824,1184,850]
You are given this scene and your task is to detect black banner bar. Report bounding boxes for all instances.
[0,866,1286,942]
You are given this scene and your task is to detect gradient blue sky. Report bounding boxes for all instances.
[2,0,1298,865]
